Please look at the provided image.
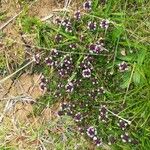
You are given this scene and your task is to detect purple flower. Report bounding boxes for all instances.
[117,120,128,130]
[33,53,40,64]
[78,127,84,135]
[89,44,103,54]
[40,75,48,84]
[83,1,92,10]
[88,89,97,99]
[65,82,74,92]
[61,102,69,110]
[88,21,97,30]
[87,126,97,138]
[97,87,105,95]
[100,19,109,29]
[57,83,64,89]
[65,25,73,33]
[93,137,102,147]
[39,82,47,91]
[99,113,108,122]
[54,17,61,25]
[74,10,81,20]
[74,112,83,122]
[96,38,105,46]
[45,57,54,66]
[58,69,67,77]
[54,91,62,98]
[108,135,116,145]
[57,110,64,116]
[82,68,91,78]
[99,105,108,122]
[62,18,71,27]
[55,34,62,43]
[51,49,59,57]
[118,61,128,72]
[99,105,107,115]
[91,77,99,85]
[69,44,76,50]
[121,133,131,143]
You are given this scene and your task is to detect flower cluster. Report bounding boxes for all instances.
[118,61,129,72]
[108,135,116,145]
[121,133,131,143]
[58,55,73,77]
[39,75,48,91]
[74,112,83,122]
[118,120,128,130]
[99,105,108,122]
[86,126,97,138]
[88,21,97,30]
[100,19,110,29]
[34,0,139,148]
[58,102,74,116]
[83,0,92,10]
[33,53,41,64]
[74,11,81,20]
[65,81,74,92]
[89,43,103,54]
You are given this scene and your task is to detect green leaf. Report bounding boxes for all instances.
[112,26,124,42]
[137,49,147,65]
[133,69,141,85]
[92,0,99,10]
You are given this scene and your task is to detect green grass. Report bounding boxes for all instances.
[18,0,150,149]
[0,0,150,149]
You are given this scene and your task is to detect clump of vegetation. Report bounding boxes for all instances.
[18,0,150,149]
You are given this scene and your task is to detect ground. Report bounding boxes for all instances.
[0,0,92,149]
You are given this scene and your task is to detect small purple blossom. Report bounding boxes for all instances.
[45,57,54,66]
[82,68,91,78]
[62,18,71,27]
[96,38,105,46]
[97,87,105,95]
[91,77,99,85]
[58,68,67,77]
[61,102,69,110]
[99,105,108,122]
[40,75,48,84]
[51,49,59,57]
[88,21,97,30]
[118,61,128,72]
[57,110,64,116]
[108,135,116,145]
[74,112,83,122]
[65,25,73,33]
[65,82,74,92]
[118,120,128,130]
[121,133,131,143]
[69,44,76,50]
[99,105,107,115]
[54,91,62,98]
[55,34,62,43]
[89,44,103,54]
[54,17,61,25]
[93,137,102,147]
[88,89,97,99]
[83,1,92,10]
[39,82,47,91]
[78,127,84,135]
[100,19,109,29]
[33,53,40,64]
[87,126,97,138]
[74,10,81,20]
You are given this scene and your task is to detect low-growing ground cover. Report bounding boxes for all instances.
[0,0,150,149]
